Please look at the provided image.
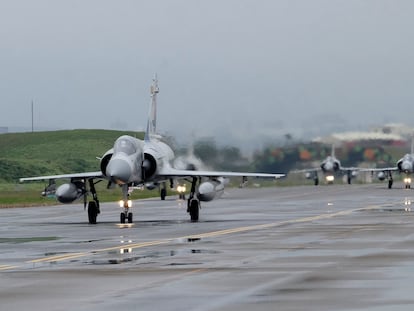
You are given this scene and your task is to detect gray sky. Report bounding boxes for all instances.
[1,0,414,147]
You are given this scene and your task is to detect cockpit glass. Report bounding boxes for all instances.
[114,138,136,155]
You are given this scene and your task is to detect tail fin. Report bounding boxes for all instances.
[144,74,159,142]
[411,135,414,154]
[331,143,336,158]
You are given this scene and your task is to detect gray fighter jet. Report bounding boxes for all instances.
[20,76,284,224]
[371,140,414,189]
[293,145,359,185]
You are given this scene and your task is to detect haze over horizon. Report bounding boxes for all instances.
[1,0,414,148]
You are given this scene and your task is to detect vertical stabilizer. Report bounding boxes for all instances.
[331,144,336,158]
[411,135,414,155]
[145,75,159,142]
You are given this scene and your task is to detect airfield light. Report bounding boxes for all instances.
[326,175,335,182]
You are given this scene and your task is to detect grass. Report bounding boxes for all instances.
[0,177,289,208]
[0,181,168,208]
[0,129,152,207]
[0,129,144,182]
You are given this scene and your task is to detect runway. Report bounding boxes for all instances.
[1,184,414,310]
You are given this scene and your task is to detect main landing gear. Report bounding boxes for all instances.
[187,177,200,222]
[312,171,319,186]
[347,171,352,185]
[160,180,172,200]
[87,179,100,224]
[388,172,394,189]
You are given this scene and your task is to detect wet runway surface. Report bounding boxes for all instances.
[2,184,414,310]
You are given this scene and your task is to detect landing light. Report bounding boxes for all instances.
[404,178,412,184]
[119,200,132,208]
[177,185,186,193]
[120,248,132,254]
[326,175,335,182]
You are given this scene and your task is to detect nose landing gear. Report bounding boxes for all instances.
[119,184,133,224]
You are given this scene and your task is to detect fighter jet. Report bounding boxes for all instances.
[293,144,359,185]
[20,76,284,224]
[371,140,414,189]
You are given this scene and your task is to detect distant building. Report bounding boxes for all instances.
[312,127,408,146]
[0,127,8,134]
[371,123,414,139]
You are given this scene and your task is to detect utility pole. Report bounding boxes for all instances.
[31,100,34,132]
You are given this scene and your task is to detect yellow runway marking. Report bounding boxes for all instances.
[3,204,381,270]
[29,253,87,264]
[0,265,18,271]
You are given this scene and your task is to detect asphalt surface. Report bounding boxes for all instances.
[2,183,414,310]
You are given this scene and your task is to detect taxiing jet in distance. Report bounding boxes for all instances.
[293,144,359,185]
[371,139,414,189]
[20,76,285,224]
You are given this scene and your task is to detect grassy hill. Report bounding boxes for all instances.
[0,129,144,182]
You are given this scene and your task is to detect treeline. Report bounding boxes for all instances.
[189,140,403,174]
[0,129,407,182]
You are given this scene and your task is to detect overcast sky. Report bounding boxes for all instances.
[1,0,414,146]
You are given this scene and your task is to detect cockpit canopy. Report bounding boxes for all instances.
[114,136,137,155]
[402,154,414,162]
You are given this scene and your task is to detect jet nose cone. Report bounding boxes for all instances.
[402,161,412,172]
[324,162,333,171]
[106,158,131,184]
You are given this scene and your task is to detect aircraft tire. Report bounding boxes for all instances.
[161,188,166,200]
[120,212,126,224]
[88,201,98,224]
[189,199,199,222]
[128,212,133,223]
[388,180,393,189]
[314,178,319,186]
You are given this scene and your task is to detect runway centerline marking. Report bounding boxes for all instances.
[1,204,383,270]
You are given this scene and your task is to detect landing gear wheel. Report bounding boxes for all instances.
[314,178,319,186]
[88,201,98,224]
[388,180,393,189]
[120,212,126,224]
[160,188,166,200]
[127,212,133,223]
[189,199,199,222]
